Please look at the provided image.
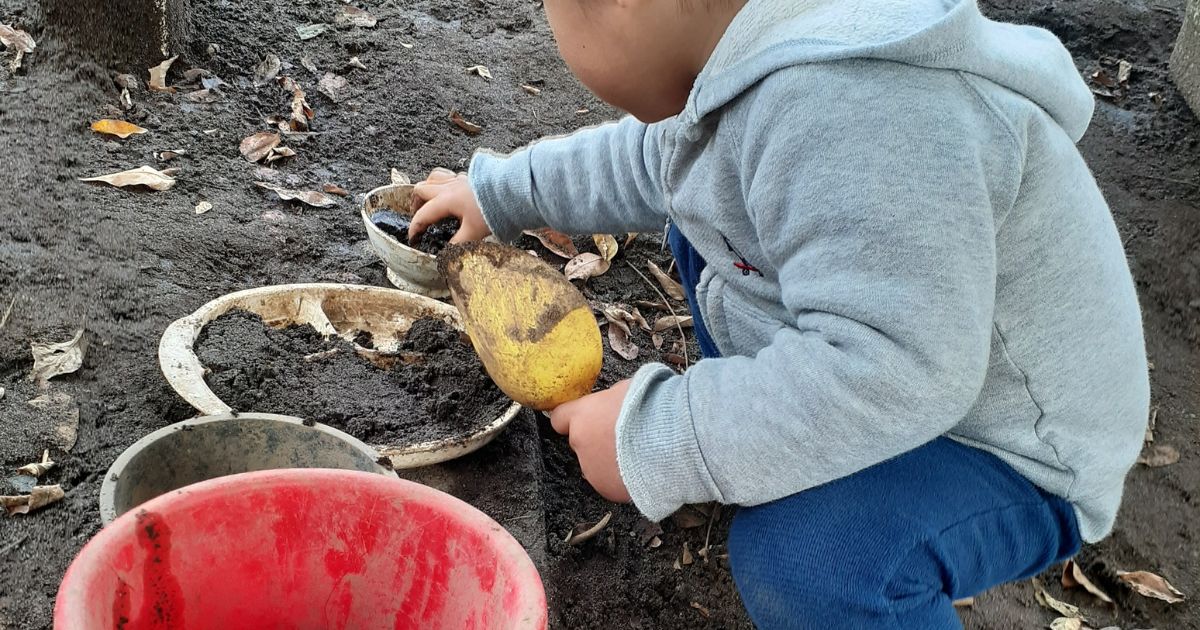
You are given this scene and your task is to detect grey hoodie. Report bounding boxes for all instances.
[469,0,1149,541]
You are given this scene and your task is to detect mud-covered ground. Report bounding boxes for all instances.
[0,0,1197,628]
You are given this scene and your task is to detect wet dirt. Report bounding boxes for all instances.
[195,311,507,445]
[370,210,458,256]
[0,0,1197,628]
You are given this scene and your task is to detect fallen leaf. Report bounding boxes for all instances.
[1,485,64,516]
[624,233,639,248]
[671,505,707,529]
[0,24,36,53]
[90,119,147,139]
[654,315,694,333]
[318,72,349,102]
[183,88,219,103]
[255,182,338,208]
[1136,444,1180,467]
[607,323,639,360]
[576,108,591,115]
[296,24,329,40]
[115,73,138,90]
[1149,91,1164,109]
[16,451,54,478]
[524,228,578,259]
[647,261,685,301]
[194,200,213,215]
[120,87,133,110]
[521,84,542,96]
[1062,560,1114,604]
[1035,584,1083,620]
[1049,618,1083,630]
[337,5,377,28]
[634,519,663,546]
[390,169,409,185]
[265,146,296,163]
[449,110,482,135]
[593,234,618,262]
[240,131,281,163]
[8,48,23,72]
[1090,69,1117,89]
[400,41,414,49]
[323,183,349,196]
[280,77,314,131]
[651,332,664,349]
[1145,405,1158,443]
[682,542,694,566]
[26,392,78,451]
[565,512,612,545]
[157,149,186,161]
[29,329,87,385]
[347,56,367,70]
[636,299,671,312]
[466,65,492,80]
[254,53,281,86]
[565,253,610,281]
[1117,570,1185,603]
[689,602,710,619]
[1117,60,1133,85]
[183,67,210,82]
[148,55,178,93]
[300,55,319,75]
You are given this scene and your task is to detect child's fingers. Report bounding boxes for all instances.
[408,196,457,243]
[409,179,449,214]
[547,405,573,436]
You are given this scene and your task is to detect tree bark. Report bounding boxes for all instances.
[1172,0,1200,116]
[41,0,190,68]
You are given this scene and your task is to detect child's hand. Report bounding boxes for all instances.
[408,168,493,244]
[549,380,633,503]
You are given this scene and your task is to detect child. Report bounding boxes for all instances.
[409,0,1150,627]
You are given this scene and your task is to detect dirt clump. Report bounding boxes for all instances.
[371,210,460,256]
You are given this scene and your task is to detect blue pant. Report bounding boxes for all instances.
[668,227,1082,629]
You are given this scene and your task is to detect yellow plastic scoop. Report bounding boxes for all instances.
[439,241,603,411]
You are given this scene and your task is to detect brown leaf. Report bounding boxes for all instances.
[80,166,176,191]
[2,485,64,516]
[29,329,87,385]
[323,183,349,196]
[449,110,482,135]
[318,72,349,102]
[336,5,377,28]
[593,234,618,262]
[1090,69,1117,89]
[1117,60,1133,85]
[240,131,281,163]
[280,77,314,131]
[254,54,281,85]
[466,65,493,80]
[1062,560,1114,604]
[521,84,542,96]
[664,353,686,367]
[630,307,651,332]
[607,323,639,361]
[634,519,663,546]
[1136,444,1180,468]
[671,505,707,529]
[90,119,147,139]
[264,146,296,163]
[255,182,338,208]
[157,149,186,162]
[114,73,138,90]
[296,24,329,40]
[183,88,219,103]
[636,299,671,313]
[951,598,974,608]
[0,23,35,53]
[651,332,664,349]
[689,602,710,618]
[1035,585,1083,620]
[648,261,685,301]
[16,451,54,478]
[524,228,578,259]
[624,233,639,248]
[682,542,694,566]
[1049,618,1083,630]
[148,55,179,93]
[654,315,694,333]
[565,253,610,281]
[1117,570,1185,603]
[565,511,612,545]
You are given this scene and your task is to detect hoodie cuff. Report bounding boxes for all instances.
[468,149,542,243]
[616,363,725,522]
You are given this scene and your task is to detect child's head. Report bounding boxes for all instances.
[544,0,746,122]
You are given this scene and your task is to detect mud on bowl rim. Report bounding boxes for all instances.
[361,183,450,299]
[157,283,522,469]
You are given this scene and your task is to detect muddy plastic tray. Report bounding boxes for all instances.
[158,283,522,468]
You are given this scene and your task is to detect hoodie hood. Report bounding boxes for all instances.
[685,0,1094,141]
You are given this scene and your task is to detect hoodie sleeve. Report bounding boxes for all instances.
[615,67,1015,521]
[468,116,671,242]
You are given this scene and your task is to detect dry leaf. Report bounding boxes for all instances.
[2,485,64,516]
[1091,69,1117,89]
[115,73,138,90]
[30,330,86,385]
[524,228,578,259]
[182,67,210,82]
[183,88,219,103]
[16,450,54,478]
[1062,560,1114,604]
[1035,585,1083,620]
[90,119,147,139]
[630,307,651,332]
[255,182,338,208]
[952,598,975,608]
[323,183,349,196]
[264,146,296,163]
[635,519,663,546]
[296,24,329,40]
[648,261,685,301]
[1049,618,1083,630]
[194,200,213,215]
[651,332,664,349]
[449,110,482,135]
[607,324,639,361]
[576,108,591,115]
[337,5,377,28]
[682,542,694,565]
[399,41,414,49]
[565,253,610,281]
[148,55,178,93]
[0,24,35,53]
[254,54,281,86]
[1117,60,1133,85]
[672,506,707,529]
[1117,570,1185,603]
[157,149,186,161]
[521,84,542,96]
[654,315,693,333]
[565,512,612,545]
[593,234,618,262]
[26,391,79,451]
[624,233,639,248]
[390,169,409,185]
[1149,91,1164,109]
[120,87,133,110]
[1136,444,1180,467]
[318,72,349,102]
[283,78,314,131]
[466,65,493,80]
[347,56,367,71]
[240,131,281,163]
[690,602,711,618]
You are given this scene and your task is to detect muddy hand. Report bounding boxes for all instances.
[408,169,492,245]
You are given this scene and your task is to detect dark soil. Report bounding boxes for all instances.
[370,209,459,256]
[194,311,506,445]
[0,0,1197,628]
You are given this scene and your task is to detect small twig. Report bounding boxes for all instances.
[701,505,717,563]
[1140,173,1200,188]
[0,535,28,556]
[565,511,612,545]
[626,261,690,367]
[0,295,15,330]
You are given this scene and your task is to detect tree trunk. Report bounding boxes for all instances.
[41,0,190,68]
[1172,0,1200,116]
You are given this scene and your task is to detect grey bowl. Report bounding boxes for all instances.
[99,413,396,524]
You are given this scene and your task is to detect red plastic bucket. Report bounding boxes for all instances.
[55,469,547,630]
